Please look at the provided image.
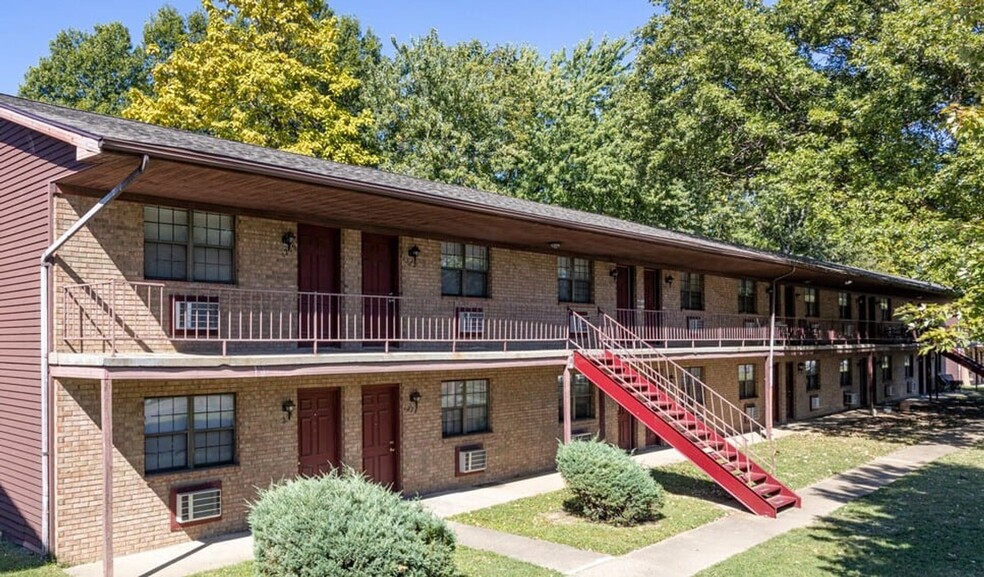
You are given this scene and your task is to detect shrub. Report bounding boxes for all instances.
[556,439,665,525]
[249,470,456,577]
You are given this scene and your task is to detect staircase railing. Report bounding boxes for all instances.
[569,310,778,479]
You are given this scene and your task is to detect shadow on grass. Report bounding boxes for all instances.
[808,456,984,576]
[649,467,733,505]
[0,540,50,573]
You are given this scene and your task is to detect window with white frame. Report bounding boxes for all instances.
[838,292,852,319]
[441,243,489,297]
[840,358,852,387]
[441,379,489,437]
[558,257,593,303]
[804,287,819,317]
[144,394,235,473]
[805,360,820,390]
[558,373,595,421]
[738,279,756,314]
[738,364,756,399]
[880,355,892,381]
[681,272,704,311]
[144,206,234,283]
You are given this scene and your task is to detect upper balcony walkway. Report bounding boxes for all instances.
[57,280,912,361]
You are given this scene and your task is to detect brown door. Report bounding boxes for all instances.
[361,234,399,342]
[617,406,636,451]
[785,362,795,420]
[783,285,796,318]
[643,268,661,340]
[297,388,341,476]
[362,384,400,489]
[772,362,781,423]
[615,265,634,328]
[298,224,341,344]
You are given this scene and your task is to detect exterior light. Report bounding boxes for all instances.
[281,398,296,421]
[548,241,562,250]
[407,245,421,267]
[281,231,296,255]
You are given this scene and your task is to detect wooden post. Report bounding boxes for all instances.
[562,356,573,444]
[101,373,113,577]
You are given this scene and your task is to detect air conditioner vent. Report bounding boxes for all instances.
[744,406,759,421]
[810,395,821,410]
[458,448,487,474]
[844,392,858,406]
[571,432,594,442]
[457,309,485,336]
[176,488,221,524]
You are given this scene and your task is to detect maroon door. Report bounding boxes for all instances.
[297,388,341,476]
[362,385,400,489]
[361,234,399,342]
[617,406,636,451]
[785,362,795,420]
[298,224,341,344]
[643,268,661,339]
[772,362,781,423]
[615,265,634,328]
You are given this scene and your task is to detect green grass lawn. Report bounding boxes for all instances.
[0,542,64,577]
[697,441,984,577]
[451,431,906,555]
[182,547,559,577]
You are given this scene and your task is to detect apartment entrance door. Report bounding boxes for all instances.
[617,406,636,451]
[643,268,661,340]
[297,224,340,344]
[615,265,634,328]
[361,234,399,342]
[297,387,341,476]
[772,362,781,423]
[362,384,400,489]
[785,362,795,420]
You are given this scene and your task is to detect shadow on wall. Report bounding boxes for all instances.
[807,455,984,576]
[0,483,43,556]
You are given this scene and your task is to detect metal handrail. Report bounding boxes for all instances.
[570,310,777,482]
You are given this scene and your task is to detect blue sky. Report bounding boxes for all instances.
[0,1,658,95]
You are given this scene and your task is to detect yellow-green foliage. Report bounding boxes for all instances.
[125,0,375,165]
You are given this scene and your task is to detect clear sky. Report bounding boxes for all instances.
[0,1,658,96]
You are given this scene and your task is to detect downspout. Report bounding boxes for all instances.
[39,155,148,554]
[765,266,796,442]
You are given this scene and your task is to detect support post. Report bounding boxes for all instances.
[101,373,113,577]
[562,356,573,444]
[765,282,777,440]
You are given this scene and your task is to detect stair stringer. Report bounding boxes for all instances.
[943,350,984,379]
[573,352,798,518]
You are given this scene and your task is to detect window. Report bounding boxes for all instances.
[682,366,705,404]
[441,243,488,297]
[879,297,892,321]
[441,379,489,437]
[838,292,852,319]
[805,360,820,390]
[145,394,235,473]
[681,272,704,310]
[738,364,756,399]
[904,355,914,379]
[880,355,892,381]
[558,374,595,421]
[558,257,593,303]
[738,279,756,314]
[804,287,819,317]
[144,206,234,282]
[839,359,852,387]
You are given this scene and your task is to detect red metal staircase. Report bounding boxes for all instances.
[569,311,800,518]
[943,349,984,380]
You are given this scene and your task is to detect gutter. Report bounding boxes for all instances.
[38,155,148,554]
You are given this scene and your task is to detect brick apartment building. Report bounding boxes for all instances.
[0,94,953,568]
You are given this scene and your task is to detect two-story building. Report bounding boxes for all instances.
[0,94,951,567]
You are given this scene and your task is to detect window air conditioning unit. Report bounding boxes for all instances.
[174,300,219,331]
[176,487,221,524]
[810,395,821,410]
[844,392,858,406]
[885,385,897,397]
[458,448,488,474]
[571,432,594,442]
[744,406,759,421]
[907,381,916,394]
[457,309,485,336]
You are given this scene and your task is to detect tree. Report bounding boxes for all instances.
[19,23,145,115]
[125,0,375,165]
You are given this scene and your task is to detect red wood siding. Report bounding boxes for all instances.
[0,120,81,550]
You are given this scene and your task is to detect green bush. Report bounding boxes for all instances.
[556,439,665,526]
[249,470,456,577]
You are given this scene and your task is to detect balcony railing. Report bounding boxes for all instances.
[58,281,912,357]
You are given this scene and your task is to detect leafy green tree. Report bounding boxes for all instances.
[125,0,375,165]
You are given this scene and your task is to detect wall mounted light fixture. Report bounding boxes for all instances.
[664,275,674,286]
[548,241,562,250]
[609,268,619,279]
[281,398,296,421]
[281,231,296,256]
[407,245,421,267]
[797,363,805,372]
[407,390,422,413]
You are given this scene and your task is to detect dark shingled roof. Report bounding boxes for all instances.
[0,93,950,296]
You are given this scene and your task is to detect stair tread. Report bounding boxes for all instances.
[752,483,782,496]
[767,494,799,508]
